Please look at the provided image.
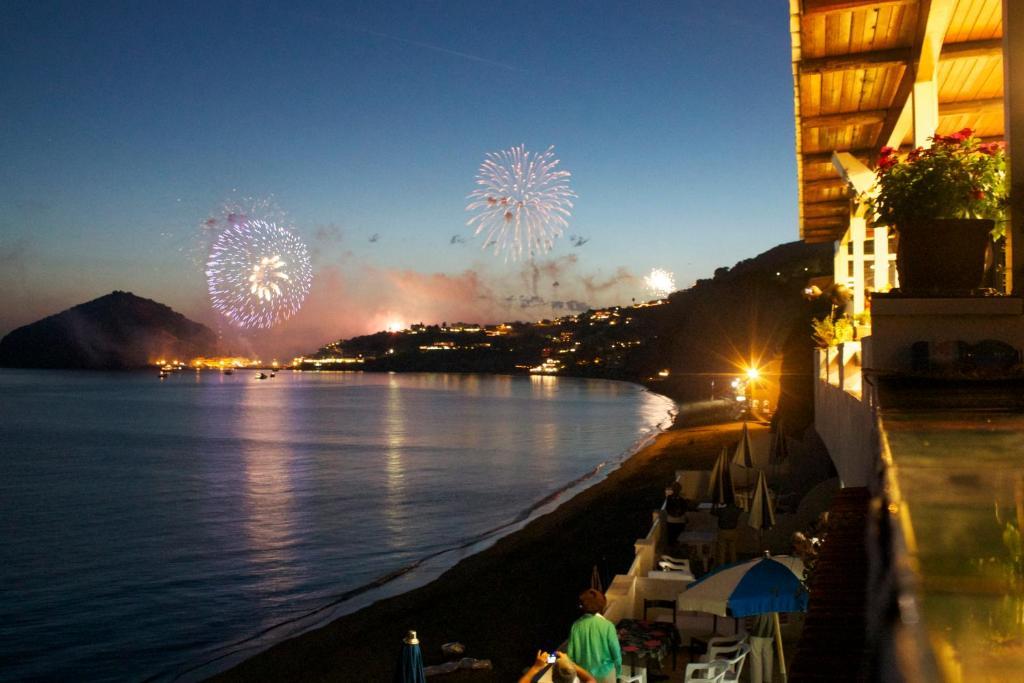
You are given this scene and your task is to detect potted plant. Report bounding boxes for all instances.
[866,129,1007,293]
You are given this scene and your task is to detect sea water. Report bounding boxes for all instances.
[0,370,674,681]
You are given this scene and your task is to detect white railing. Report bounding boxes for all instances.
[814,342,876,487]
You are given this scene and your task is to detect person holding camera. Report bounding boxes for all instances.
[518,650,596,683]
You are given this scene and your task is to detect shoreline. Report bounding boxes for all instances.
[210,406,745,682]
[167,383,678,682]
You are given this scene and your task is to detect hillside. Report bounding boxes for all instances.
[0,291,219,370]
[308,240,833,431]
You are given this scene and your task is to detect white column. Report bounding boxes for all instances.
[834,236,848,293]
[850,216,867,314]
[874,226,890,291]
[912,81,939,148]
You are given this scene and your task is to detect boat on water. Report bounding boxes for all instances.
[222,368,234,375]
[255,372,268,380]
[158,371,168,379]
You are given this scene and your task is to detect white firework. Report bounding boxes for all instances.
[644,268,676,297]
[206,219,313,329]
[466,144,576,260]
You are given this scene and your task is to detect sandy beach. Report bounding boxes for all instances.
[212,413,750,682]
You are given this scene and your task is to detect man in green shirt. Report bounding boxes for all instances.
[566,589,622,683]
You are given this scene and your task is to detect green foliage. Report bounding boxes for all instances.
[865,129,1008,238]
[811,315,854,348]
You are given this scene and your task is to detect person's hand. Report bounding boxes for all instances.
[554,651,571,665]
[533,651,550,668]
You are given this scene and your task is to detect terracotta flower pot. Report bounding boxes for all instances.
[895,218,994,294]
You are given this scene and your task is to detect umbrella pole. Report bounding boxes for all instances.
[773,612,787,683]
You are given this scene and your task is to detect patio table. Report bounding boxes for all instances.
[676,529,716,572]
[616,618,676,671]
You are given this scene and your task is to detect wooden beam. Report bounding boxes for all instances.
[804,177,848,190]
[876,74,916,159]
[942,38,1003,61]
[804,201,850,217]
[804,217,848,227]
[803,148,873,164]
[832,152,876,194]
[873,0,956,156]
[799,48,910,75]
[798,39,1001,77]
[802,0,915,16]
[939,97,1004,117]
[802,109,888,128]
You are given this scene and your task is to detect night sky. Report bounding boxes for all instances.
[0,1,799,356]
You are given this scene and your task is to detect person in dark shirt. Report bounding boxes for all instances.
[663,482,689,549]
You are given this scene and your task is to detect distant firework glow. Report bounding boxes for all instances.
[466,144,575,261]
[644,268,676,297]
[206,219,313,329]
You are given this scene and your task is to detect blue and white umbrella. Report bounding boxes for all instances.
[679,553,805,617]
[679,553,806,682]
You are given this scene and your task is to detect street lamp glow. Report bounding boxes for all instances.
[746,367,761,381]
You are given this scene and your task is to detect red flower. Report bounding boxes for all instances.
[978,142,1003,156]
[957,127,974,138]
[971,189,985,200]
[879,146,895,158]
[878,155,898,171]
[907,148,921,162]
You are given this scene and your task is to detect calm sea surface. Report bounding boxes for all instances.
[0,370,674,682]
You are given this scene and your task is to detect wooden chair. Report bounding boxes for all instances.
[643,599,680,671]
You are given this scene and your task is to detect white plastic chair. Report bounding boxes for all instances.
[714,642,751,683]
[660,553,688,565]
[617,672,644,683]
[701,633,748,662]
[683,661,726,682]
[657,558,691,573]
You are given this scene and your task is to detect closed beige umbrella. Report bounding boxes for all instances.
[748,470,775,533]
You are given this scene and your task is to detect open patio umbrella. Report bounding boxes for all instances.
[395,630,426,683]
[748,470,776,536]
[678,553,806,683]
[708,447,736,507]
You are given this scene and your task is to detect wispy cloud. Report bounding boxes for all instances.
[351,25,524,73]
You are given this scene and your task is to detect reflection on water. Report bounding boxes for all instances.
[239,379,299,602]
[383,374,409,546]
[0,370,674,682]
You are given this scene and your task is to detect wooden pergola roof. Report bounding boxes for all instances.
[789,0,1005,243]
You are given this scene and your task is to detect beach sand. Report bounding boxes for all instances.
[212,418,752,682]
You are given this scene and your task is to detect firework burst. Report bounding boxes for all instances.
[466,144,575,261]
[644,268,676,297]
[206,219,313,329]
